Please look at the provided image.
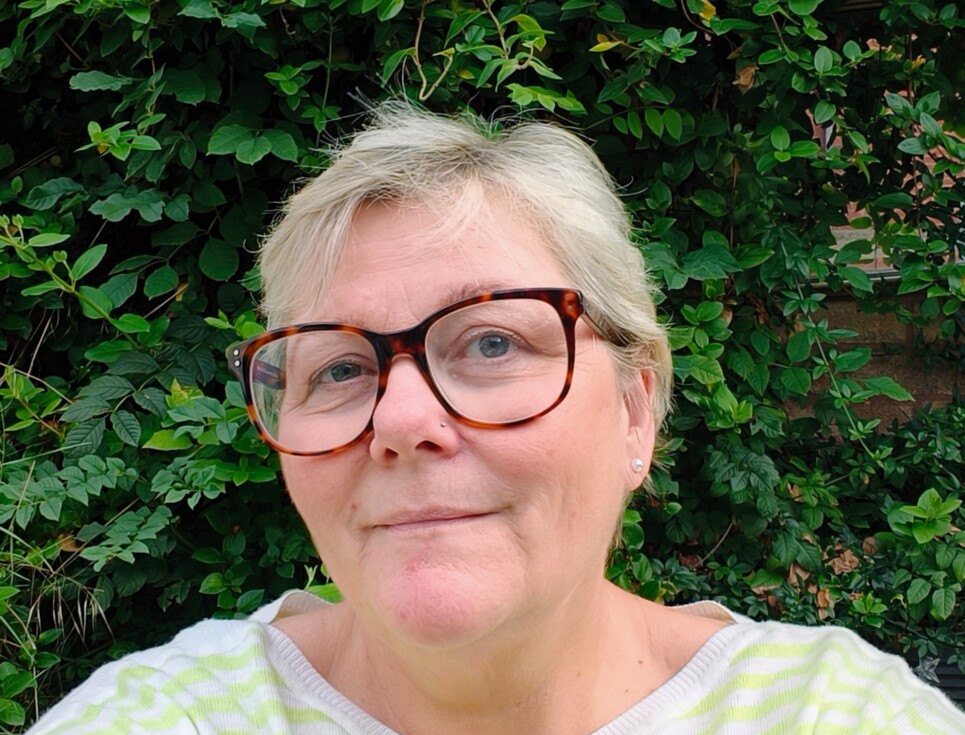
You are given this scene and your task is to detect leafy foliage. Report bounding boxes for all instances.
[0,0,963,728]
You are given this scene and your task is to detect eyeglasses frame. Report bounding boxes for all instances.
[226,288,624,457]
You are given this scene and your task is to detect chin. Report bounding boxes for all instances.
[371,565,514,650]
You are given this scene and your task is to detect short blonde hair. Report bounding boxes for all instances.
[259,103,673,429]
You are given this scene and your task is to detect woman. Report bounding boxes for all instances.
[30,105,963,734]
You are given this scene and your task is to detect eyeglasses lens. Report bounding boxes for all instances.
[248,298,569,454]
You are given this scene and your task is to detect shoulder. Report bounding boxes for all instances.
[674,615,965,734]
[28,616,267,734]
[27,592,338,735]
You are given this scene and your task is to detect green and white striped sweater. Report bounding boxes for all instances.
[28,591,965,734]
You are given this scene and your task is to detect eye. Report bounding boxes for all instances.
[326,362,363,382]
[309,359,370,387]
[468,333,516,359]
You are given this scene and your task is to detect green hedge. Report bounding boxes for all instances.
[1,0,963,729]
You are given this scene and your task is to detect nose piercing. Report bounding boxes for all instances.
[440,421,448,428]
[631,458,645,472]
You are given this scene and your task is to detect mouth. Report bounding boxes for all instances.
[376,510,496,532]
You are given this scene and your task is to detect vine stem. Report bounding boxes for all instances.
[698,519,735,567]
[411,1,455,102]
[780,244,880,465]
[482,0,509,57]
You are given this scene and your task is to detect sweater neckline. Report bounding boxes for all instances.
[254,590,745,735]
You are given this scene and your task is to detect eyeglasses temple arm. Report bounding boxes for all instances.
[582,303,632,348]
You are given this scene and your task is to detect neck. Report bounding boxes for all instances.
[324,581,658,735]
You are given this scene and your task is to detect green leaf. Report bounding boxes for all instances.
[123,4,150,23]
[111,410,141,446]
[644,108,664,137]
[87,195,133,223]
[62,419,106,458]
[813,100,835,124]
[813,47,833,74]
[897,137,929,155]
[912,520,943,544]
[84,341,133,364]
[749,332,771,357]
[80,375,135,400]
[770,126,790,151]
[222,11,265,30]
[193,547,223,564]
[199,241,240,281]
[164,69,206,104]
[21,281,63,297]
[681,244,741,280]
[873,193,913,209]
[759,49,785,65]
[262,129,299,162]
[691,190,728,217]
[199,572,226,594]
[842,40,862,60]
[839,266,873,293]
[787,141,820,157]
[101,273,137,309]
[382,47,415,83]
[110,352,160,376]
[781,367,812,395]
[907,578,931,604]
[919,112,943,138]
[144,265,179,298]
[78,286,114,319]
[69,71,131,91]
[235,136,272,165]
[112,313,151,334]
[689,355,725,385]
[596,2,626,22]
[785,330,811,363]
[207,124,252,155]
[132,388,168,416]
[24,178,84,210]
[143,430,192,451]
[930,588,955,621]
[0,698,25,727]
[953,553,965,583]
[663,109,682,140]
[71,243,108,281]
[377,0,404,21]
[833,348,871,373]
[61,397,111,423]
[28,232,71,247]
[788,0,820,14]
[863,376,913,401]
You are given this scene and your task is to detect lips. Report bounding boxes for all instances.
[375,508,495,531]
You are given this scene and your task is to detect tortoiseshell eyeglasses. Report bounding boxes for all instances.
[226,288,623,456]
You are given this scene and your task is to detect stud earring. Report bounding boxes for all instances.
[440,421,448,428]
[631,458,645,473]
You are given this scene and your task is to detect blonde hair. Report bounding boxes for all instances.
[259,103,673,429]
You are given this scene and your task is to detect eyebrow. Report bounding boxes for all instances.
[435,280,523,307]
[321,280,524,325]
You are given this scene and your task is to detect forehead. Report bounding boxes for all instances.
[296,198,570,329]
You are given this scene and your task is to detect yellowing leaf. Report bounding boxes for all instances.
[699,0,717,21]
[590,40,622,53]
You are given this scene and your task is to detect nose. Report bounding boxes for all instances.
[368,356,459,464]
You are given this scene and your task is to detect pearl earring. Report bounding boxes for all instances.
[440,421,447,428]
[631,458,645,472]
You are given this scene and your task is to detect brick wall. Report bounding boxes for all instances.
[819,292,961,425]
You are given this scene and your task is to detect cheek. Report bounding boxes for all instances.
[280,455,359,549]
[481,401,626,529]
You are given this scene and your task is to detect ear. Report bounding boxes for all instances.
[623,369,658,491]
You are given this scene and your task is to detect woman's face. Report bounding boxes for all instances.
[280,199,654,650]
